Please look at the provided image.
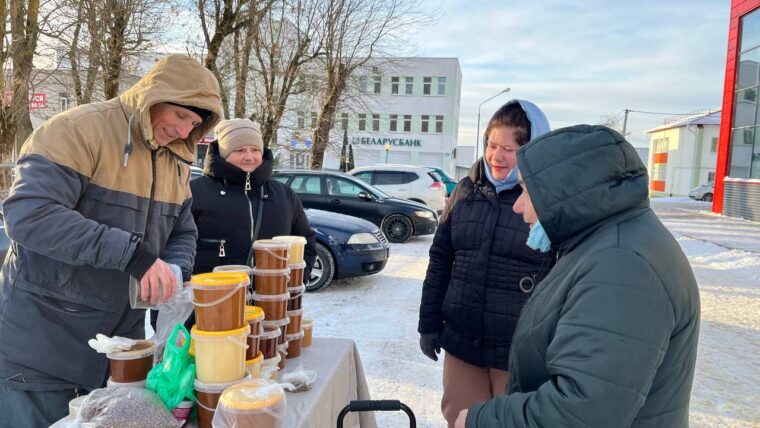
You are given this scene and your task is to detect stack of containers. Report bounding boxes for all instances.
[273,236,307,359]
[190,272,251,428]
[251,239,290,377]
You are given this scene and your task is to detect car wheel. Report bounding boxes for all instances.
[306,243,335,292]
[383,214,413,243]
[703,193,713,202]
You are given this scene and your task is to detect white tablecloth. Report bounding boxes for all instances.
[51,337,376,428]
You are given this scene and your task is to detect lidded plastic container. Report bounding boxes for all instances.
[194,374,251,428]
[287,284,306,311]
[272,236,307,264]
[287,261,307,289]
[252,268,290,295]
[191,324,249,383]
[246,351,264,378]
[212,378,286,428]
[302,318,314,348]
[285,330,305,359]
[213,265,255,289]
[252,240,290,270]
[286,309,303,334]
[107,340,156,383]
[192,272,249,332]
[252,292,289,320]
[258,325,282,360]
[245,305,265,360]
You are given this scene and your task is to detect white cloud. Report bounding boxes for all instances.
[408,0,730,148]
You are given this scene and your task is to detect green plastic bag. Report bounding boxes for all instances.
[147,323,196,409]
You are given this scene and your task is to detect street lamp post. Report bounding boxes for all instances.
[475,87,511,160]
[384,143,391,164]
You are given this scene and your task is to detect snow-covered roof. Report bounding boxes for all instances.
[646,110,721,134]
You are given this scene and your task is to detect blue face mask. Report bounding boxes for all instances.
[526,221,552,252]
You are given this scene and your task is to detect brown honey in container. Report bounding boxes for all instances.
[259,325,281,360]
[302,318,313,348]
[286,309,302,334]
[252,268,290,295]
[252,240,290,270]
[252,292,289,320]
[107,340,156,383]
[192,272,249,332]
[287,284,305,311]
[214,379,286,427]
[245,306,264,360]
[194,374,251,428]
[285,330,305,359]
[262,317,289,347]
[287,261,306,288]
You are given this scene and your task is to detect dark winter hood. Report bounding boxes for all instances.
[203,140,274,187]
[516,125,649,250]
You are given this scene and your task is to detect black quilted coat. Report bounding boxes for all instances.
[418,159,555,370]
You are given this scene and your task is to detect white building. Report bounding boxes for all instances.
[275,57,462,174]
[645,110,721,197]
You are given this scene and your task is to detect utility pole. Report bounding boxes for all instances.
[622,108,630,137]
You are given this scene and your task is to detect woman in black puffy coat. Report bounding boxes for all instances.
[418,100,555,427]
[190,118,316,275]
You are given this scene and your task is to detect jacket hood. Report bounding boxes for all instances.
[516,125,649,249]
[203,140,274,187]
[119,54,224,161]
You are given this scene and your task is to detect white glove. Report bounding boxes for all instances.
[88,334,137,354]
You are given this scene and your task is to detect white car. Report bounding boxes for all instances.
[349,164,447,213]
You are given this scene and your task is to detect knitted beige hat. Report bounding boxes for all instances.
[215,118,263,159]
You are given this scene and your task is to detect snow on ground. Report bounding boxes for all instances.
[303,199,760,427]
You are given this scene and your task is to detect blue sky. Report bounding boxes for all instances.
[405,0,731,148]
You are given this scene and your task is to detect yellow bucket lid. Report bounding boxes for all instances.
[191,272,249,287]
[246,351,264,365]
[245,306,265,322]
[219,379,284,410]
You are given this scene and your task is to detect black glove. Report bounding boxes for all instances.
[419,332,441,361]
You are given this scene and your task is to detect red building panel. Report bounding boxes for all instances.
[650,181,666,192]
[652,153,668,164]
[714,0,760,213]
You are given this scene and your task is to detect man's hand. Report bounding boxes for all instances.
[140,258,178,304]
[455,409,468,428]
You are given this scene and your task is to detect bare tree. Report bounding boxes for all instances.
[250,0,323,148]
[308,0,431,169]
[196,0,273,117]
[1,0,42,157]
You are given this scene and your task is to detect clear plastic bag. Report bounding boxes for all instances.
[77,386,180,428]
[129,264,183,309]
[211,379,286,428]
[151,285,195,357]
[280,369,318,392]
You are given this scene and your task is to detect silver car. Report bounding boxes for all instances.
[688,181,714,202]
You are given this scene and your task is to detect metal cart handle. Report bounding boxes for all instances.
[337,400,416,428]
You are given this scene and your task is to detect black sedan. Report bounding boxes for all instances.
[305,208,388,291]
[273,169,438,243]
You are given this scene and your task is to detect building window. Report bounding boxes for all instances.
[405,77,413,95]
[708,171,716,182]
[372,114,380,131]
[435,115,444,133]
[390,114,398,132]
[421,115,429,133]
[297,111,305,129]
[59,95,69,111]
[360,76,368,93]
[358,114,366,131]
[651,163,667,182]
[373,76,381,94]
[310,112,317,128]
[711,137,718,153]
[423,77,432,95]
[729,8,760,178]
[391,77,399,94]
[437,77,446,95]
[403,115,411,132]
[341,113,349,131]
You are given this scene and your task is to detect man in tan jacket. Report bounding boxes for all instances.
[0,55,223,426]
